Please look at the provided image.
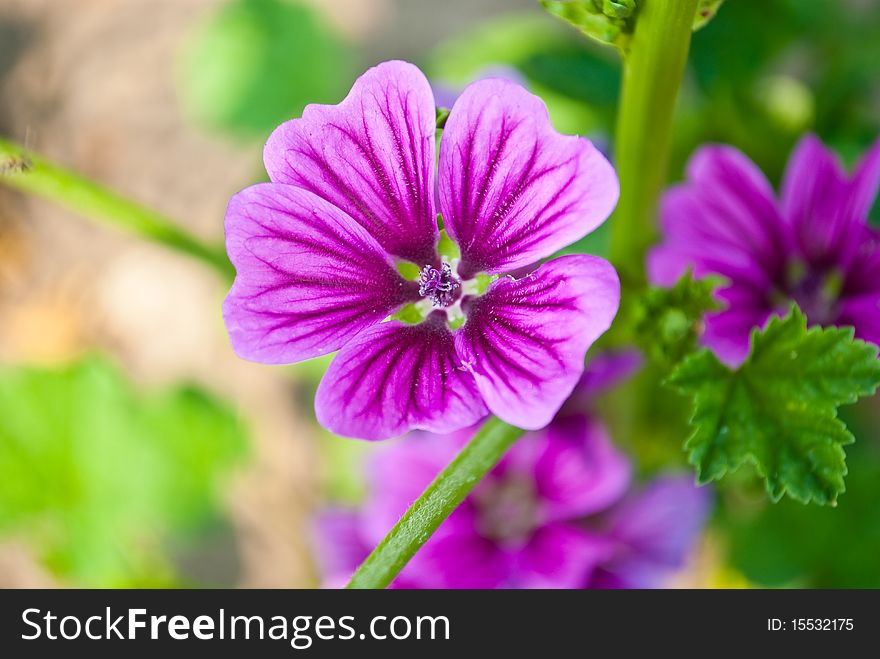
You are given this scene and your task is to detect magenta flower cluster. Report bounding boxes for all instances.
[316,354,711,589]
[650,135,880,365]
[222,61,620,440]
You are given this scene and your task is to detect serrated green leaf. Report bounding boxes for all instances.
[667,306,880,505]
[0,357,247,585]
[635,271,720,367]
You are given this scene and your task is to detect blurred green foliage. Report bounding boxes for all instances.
[178,0,354,139]
[0,358,247,586]
[725,438,880,587]
[427,14,620,138]
[684,0,880,184]
[692,0,725,31]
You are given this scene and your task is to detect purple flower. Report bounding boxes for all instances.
[315,353,711,589]
[649,135,880,366]
[223,61,620,439]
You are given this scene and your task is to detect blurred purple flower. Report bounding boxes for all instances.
[649,135,880,366]
[223,60,620,440]
[315,353,711,589]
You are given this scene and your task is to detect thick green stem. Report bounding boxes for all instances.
[347,417,523,589]
[610,0,699,290]
[0,137,232,278]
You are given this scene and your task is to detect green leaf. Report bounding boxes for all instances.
[693,0,724,31]
[435,106,451,130]
[667,306,880,505]
[541,0,720,51]
[540,0,637,52]
[635,271,720,367]
[178,0,353,139]
[0,357,247,585]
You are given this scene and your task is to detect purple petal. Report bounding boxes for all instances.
[315,316,489,440]
[455,255,620,430]
[587,563,657,589]
[439,78,618,277]
[264,60,439,264]
[555,349,642,421]
[534,416,631,522]
[649,145,788,288]
[608,475,711,564]
[514,522,614,589]
[701,284,776,367]
[599,475,712,588]
[838,292,880,347]
[360,433,463,544]
[651,191,776,291]
[850,136,880,222]
[819,218,880,346]
[577,349,644,399]
[843,225,880,294]
[781,134,857,267]
[223,184,417,364]
[313,510,370,588]
[402,525,510,589]
[360,436,499,587]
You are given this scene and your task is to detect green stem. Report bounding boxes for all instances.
[609,0,699,290]
[0,137,233,278]
[347,417,523,589]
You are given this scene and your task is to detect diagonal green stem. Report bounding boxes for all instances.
[0,137,233,278]
[610,0,699,291]
[347,417,523,589]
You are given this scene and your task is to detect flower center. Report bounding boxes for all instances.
[474,475,539,545]
[418,263,461,308]
[777,261,843,325]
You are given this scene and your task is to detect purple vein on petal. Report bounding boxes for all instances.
[439,78,618,276]
[455,254,620,431]
[264,60,439,265]
[315,317,488,440]
[223,183,418,365]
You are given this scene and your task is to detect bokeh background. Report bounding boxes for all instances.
[1,0,878,588]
